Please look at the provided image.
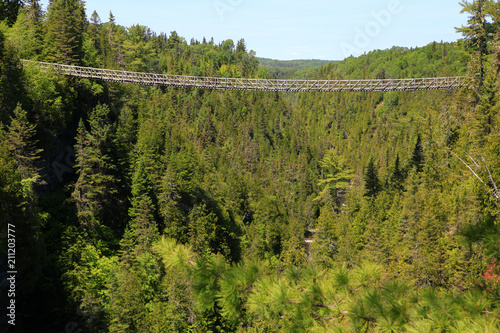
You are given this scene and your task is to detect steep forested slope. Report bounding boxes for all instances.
[0,1,499,332]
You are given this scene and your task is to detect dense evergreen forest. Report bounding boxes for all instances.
[256,58,334,79]
[1,0,500,332]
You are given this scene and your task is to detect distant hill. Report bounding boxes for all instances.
[258,42,467,80]
[257,57,337,79]
[257,58,336,69]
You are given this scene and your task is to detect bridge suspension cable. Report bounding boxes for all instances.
[21,60,466,92]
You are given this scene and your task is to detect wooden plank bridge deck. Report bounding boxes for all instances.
[22,60,466,92]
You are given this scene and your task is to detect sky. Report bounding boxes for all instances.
[39,0,468,61]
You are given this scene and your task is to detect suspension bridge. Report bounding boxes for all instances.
[22,60,466,93]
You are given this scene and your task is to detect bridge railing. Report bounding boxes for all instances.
[21,60,466,92]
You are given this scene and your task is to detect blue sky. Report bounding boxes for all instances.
[39,0,468,60]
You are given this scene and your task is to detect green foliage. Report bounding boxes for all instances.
[410,134,425,173]
[456,0,497,99]
[0,0,23,27]
[0,28,24,124]
[123,24,156,72]
[314,150,353,208]
[6,8,42,59]
[107,264,147,332]
[6,103,42,179]
[3,3,500,332]
[72,105,123,237]
[0,125,20,222]
[22,63,75,138]
[364,157,381,197]
[151,249,499,332]
[258,57,334,79]
[388,154,405,191]
[43,0,86,65]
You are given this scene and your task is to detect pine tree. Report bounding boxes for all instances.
[314,150,354,210]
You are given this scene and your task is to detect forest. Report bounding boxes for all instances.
[256,58,334,79]
[0,0,499,332]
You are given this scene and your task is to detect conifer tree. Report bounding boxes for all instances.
[73,105,119,234]
[311,207,339,268]
[158,167,187,243]
[364,157,381,197]
[7,6,42,58]
[314,150,353,209]
[103,11,126,68]
[43,0,86,65]
[121,157,159,263]
[490,1,500,74]
[5,104,44,299]
[189,203,222,254]
[0,125,21,226]
[89,10,101,51]
[0,0,23,26]
[6,103,42,180]
[456,0,495,101]
[25,0,42,22]
[0,30,24,124]
[107,265,146,332]
[410,134,425,173]
[388,154,405,191]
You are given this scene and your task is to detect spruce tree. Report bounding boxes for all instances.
[6,103,42,180]
[120,157,159,263]
[364,157,381,197]
[456,0,495,101]
[491,1,500,74]
[410,134,425,173]
[388,154,405,191]
[0,30,24,124]
[89,10,102,51]
[43,0,86,64]
[25,0,42,22]
[107,265,146,332]
[0,125,21,226]
[72,105,119,235]
[5,104,44,300]
[0,0,23,26]
[103,11,126,68]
